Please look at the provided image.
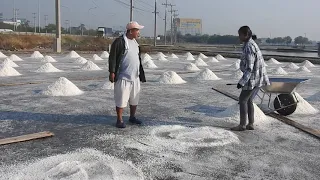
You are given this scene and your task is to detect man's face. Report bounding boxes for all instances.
[238,32,246,42]
[130,28,140,38]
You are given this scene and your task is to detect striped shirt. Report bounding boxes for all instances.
[238,38,270,90]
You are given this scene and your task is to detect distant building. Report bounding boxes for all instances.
[175,18,202,35]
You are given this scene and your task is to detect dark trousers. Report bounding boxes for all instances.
[239,87,260,126]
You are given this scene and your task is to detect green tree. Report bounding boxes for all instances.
[294,36,309,44]
[283,36,292,45]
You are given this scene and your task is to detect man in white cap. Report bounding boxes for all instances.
[108,21,146,128]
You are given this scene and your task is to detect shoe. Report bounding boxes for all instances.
[129,117,142,125]
[230,125,246,131]
[116,121,126,128]
[246,124,254,130]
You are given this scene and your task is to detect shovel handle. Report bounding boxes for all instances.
[226,83,237,86]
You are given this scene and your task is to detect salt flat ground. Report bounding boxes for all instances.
[0,52,319,180]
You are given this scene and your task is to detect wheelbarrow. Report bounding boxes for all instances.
[256,78,309,116]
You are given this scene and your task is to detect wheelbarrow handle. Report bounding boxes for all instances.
[226,83,238,86]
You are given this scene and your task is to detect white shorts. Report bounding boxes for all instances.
[114,78,141,108]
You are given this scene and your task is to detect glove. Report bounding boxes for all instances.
[237,83,243,89]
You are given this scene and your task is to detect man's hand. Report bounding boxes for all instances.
[109,73,115,83]
[237,83,243,89]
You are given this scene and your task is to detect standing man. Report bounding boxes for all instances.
[108,21,146,128]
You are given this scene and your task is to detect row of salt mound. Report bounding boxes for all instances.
[93,54,104,61]
[35,63,62,72]
[194,58,208,66]
[42,77,83,96]
[2,58,19,67]
[0,51,7,58]
[41,55,57,63]
[81,61,102,70]
[9,54,23,61]
[144,60,158,69]
[100,51,109,59]
[0,64,21,76]
[31,51,44,59]
[195,68,220,80]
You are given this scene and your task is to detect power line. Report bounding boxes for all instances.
[162,0,169,44]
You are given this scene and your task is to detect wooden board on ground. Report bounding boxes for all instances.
[212,87,320,140]
[0,131,54,145]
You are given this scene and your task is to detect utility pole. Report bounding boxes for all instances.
[168,5,176,45]
[162,0,169,45]
[13,0,16,31]
[69,20,72,35]
[15,9,19,32]
[65,20,69,35]
[153,0,158,46]
[32,13,37,33]
[44,15,48,35]
[38,0,41,33]
[54,0,61,53]
[173,11,179,44]
[130,0,133,21]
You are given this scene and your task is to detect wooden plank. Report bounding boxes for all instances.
[0,131,54,145]
[212,87,320,140]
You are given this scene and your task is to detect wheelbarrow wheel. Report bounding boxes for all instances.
[273,93,297,116]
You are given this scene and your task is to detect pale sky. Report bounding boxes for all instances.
[0,0,319,40]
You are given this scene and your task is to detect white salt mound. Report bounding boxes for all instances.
[35,63,62,73]
[284,62,299,69]
[229,69,243,79]
[143,53,152,60]
[66,50,80,58]
[42,77,83,96]
[272,67,288,75]
[100,51,109,58]
[158,56,168,61]
[307,92,320,102]
[142,56,151,64]
[230,62,240,69]
[263,61,268,67]
[0,64,21,76]
[2,58,19,67]
[184,63,200,71]
[199,53,208,59]
[158,71,186,84]
[235,59,241,64]
[185,54,195,61]
[9,54,23,61]
[74,57,88,64]
[216,54,226,61]
[216,103,267,123]
[185,52,193,57]
[0,51,7,58]
[292,92,318,115]
[41,55,57,63]
[196,68,220,80]
[158,52,167,57]
[144,60,158,69]
[101,81,114,90]
[268,58,282,64]
[0,148,145,180]
[30,51,44,59]
[93,54,104,61]
[296,66,311,73]
[301,60,315,68]
[208,57,219,63]
[194,58,208,66]
[81,61,102,71]
[170,53,179,59]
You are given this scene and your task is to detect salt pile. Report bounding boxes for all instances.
[307,92,320,102]
[158,71,186,84]
[9,54,23,61]
[42,77,83,96]
[144,60,158,68]
[35,63,62,73]
[185,52,193,57]
[41,55,57,63]
[143,53,152,60]
[81,61,102,71]
[157,56,168,61]
[272,67,288,75]
[0,148,145,180]
[196,68,220,80]
[142,56,151,64]
[229,69,243,79]
[100,51,109,58]
[194,58,208,66]
[2,58,19,67]
[184,63,200,71]
[208,57,219,63]
[235,59,241,64]
[198,53,208,59]
[74,57,88,64]
[170,53,179,59]
[30,51,44,59]
[284,62,299,69]
[296,66,311,73]
[292,93,318,115]
[263,61,268,67]
[0,64,21,76]
[65,50,80,58]
[93,54,104,61]
[185,54,195,61]
[230,62,240,69]
[101,81,114,90]
[157,52,167,58]
[301,60,315,68]
[215,54,226,61]
[0,51,7,58]
[216,103,267,123]
[268,58,282,64]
